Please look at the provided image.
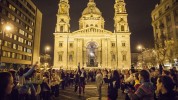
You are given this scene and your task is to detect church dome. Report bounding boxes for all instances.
[82,0,101,15]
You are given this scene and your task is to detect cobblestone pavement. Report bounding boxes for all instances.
[55,82,125,100]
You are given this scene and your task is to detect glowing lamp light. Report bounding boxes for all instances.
[137,45,142,50]
[5,25,12,31]
[90,52,95,57]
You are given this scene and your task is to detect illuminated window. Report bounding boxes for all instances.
[18,37,24,43]
[14,35,17,40]
[3,51,7,57]
[4,41,11,48]
[7,52,11,58]
[12,53,16,58]
[28,41,32,46]
[5,33,12,38]
[23,47,26,52]
[17,45,23,51]
[28,35,32,39]
[24,40,27,44]
[4,41,8,46]
[25,32,28,37]
[29,27,33,32]
[13,44,16,49]
[17,54,22,59]
[9,4,15,11]
[19,29,25,35]
[7,42,11,48]
[27,49,31,53]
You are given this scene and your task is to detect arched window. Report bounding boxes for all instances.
[60,26,63,32]
[95,25,98,27]
[121,25,124,31]
[86,25,89,27]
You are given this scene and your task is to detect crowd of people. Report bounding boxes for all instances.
[0,62,178,100]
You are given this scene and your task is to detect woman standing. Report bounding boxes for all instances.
[0,72,14,100]
[107,70,120,100]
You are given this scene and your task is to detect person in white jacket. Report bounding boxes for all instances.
[96,69,103,100]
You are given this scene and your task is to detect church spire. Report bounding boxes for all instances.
[114,0,129,33]
[116,0,124,3]
[114,0,126,14]
[88,0,96,6]
[55,0,70,33]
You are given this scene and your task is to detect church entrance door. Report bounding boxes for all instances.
[86,42,98,67]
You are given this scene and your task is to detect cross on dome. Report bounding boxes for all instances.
[60,0,68,3]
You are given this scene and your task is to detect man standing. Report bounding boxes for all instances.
[96,69,103,100]
[75,63,87,95]
[80,67,87,94]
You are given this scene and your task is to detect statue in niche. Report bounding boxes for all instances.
[118,5,123,12]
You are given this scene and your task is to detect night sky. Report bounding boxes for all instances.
[31,0,160,57]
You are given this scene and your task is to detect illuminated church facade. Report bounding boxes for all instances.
[53,0,131,69]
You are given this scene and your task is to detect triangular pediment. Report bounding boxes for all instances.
[72,26,112,34]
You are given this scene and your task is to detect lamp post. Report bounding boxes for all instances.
[44,46,50,69]
[0,22,13,67]
[137,45,144,68]
[45,46,50,54]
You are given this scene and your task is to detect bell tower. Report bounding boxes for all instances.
[114,0,129,33]
[55,0,70,33]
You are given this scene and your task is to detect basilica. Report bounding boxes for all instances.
[53,0,131,69]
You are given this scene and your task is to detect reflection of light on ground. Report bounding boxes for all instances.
[90,52,95,57]
[87,97,107,100]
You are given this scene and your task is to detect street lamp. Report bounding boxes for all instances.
[137,45,143,51]
[137,45,144,68]
[44,46,51,69]
[45,46,50,54]
[0,23,13,66]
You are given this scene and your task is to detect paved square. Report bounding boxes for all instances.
[55,83,125,100]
